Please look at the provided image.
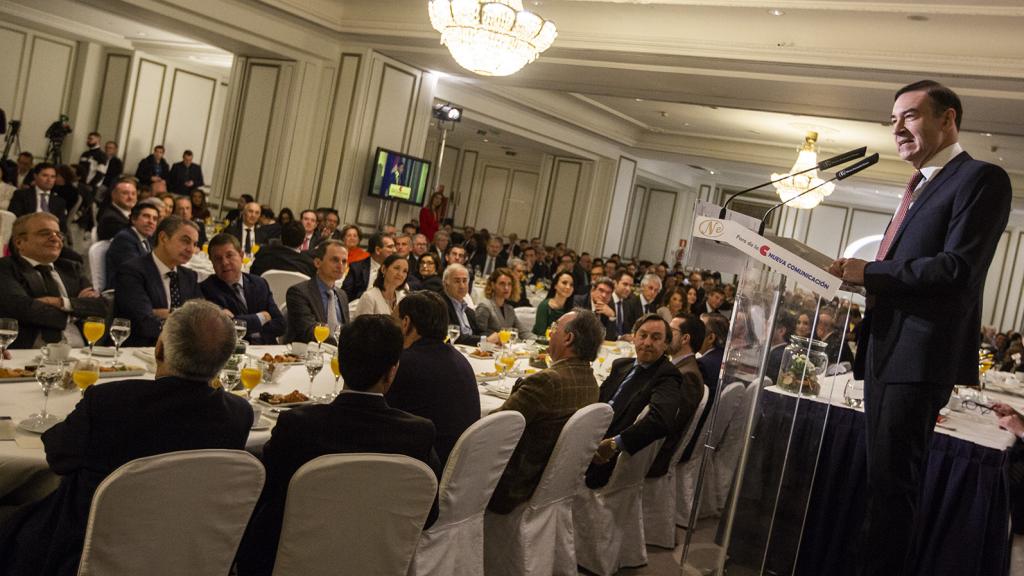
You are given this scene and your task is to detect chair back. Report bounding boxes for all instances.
[673,385,709,466]
[708,382,745,447]
[77,449,264,576]
[603,406,664,493]
[262,270,310,310]
[530,403,613,508]
[272,453,437,576]
[88,240,111,292]
[0,209,14,248]
[435,411,525,526]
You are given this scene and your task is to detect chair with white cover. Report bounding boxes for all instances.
[643,384,709,548]
[572,407,666,576]
[261,270,309,311]
[77,449,264,576]
[676,381,746,527]
[484,403,613,576]
[514,307,536,333]
[709,381,759,512]
[87,240,111,293]
[271,453,437,576]
[0,209,14,248]
[408,411,526,576]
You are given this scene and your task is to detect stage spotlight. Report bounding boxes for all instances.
[432,103,463,123]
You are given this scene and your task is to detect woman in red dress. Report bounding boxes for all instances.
[419,189,447,241]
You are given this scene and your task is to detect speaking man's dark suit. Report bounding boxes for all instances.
[201,273,285,344]
[341,257,371,301]
[586,355,684,488]
[0,377,252,576]
[856,150,1011,573]
[113,254,202,347]
[284,277,349,345]
[470,251,508,276]
[615,293,644,336]
[8,188,68,230]
[386,337,480,466]
[249,244,316,278]
[488,358,599,514]
[236,392,441,576]
[0,256,108,349]
[572,293,620,341]
[104,227,150,290]
[444,293,484,345]
[95,204,131,241]
[168,161,204,195]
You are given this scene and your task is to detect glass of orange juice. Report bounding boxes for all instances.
[83,317,105,357]
[313,323,330,349]
[330,354,341,398]
[498,329,511,346]
[72,357,100,396]
[240,359,264,401]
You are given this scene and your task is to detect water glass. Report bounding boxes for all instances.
[0,318,18,367]
[110,318,131,367]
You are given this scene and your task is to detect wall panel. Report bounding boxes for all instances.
[624,184,646,258]
[844,209,892,261]
[984,231,1011,327]
[999,233,1024,332]
[502,170,539,237]
[124,59,167,166]
[320,53,362,209]
[454,149,478,226]
[804,204,849,259]
[476,165,510,232]
[94,53,130,140]
[604,156,636,256]
[0,27,26,119]
[638,189,677,262]
[163,69,217,162]
[225,63,280,203]
[20,36,75,160]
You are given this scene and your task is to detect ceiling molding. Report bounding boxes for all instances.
[562,1,1024,18]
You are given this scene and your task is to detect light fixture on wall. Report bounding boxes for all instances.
[771,131,835,209]
[428,0,557,77]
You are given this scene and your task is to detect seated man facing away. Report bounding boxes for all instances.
[201,233,285,344]
[114,215,202,347]
[238,315,441,576]
[386,290,480,466]
[488,309,604,514]
[0,300,252,576]
[284,239,349,345]
[104,201,159,291]
[585,313,687,488]
[249,220,316,278]
[0,213,109,349]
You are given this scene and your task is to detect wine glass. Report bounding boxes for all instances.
[446,324,460,346]
[233,319,248,343]
[82,317,105,358]
[508,328,519,346]
[0,318,17,368]
[304,350,324,399]
[72,357,100,396]
[109,318,131,368]
[239,358,264,401]
[313,322,330,349]
[330,354,342,398]
[25,360,64,431]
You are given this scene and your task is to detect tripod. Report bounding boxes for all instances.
[45,137,64,165]
[1,120,21,162]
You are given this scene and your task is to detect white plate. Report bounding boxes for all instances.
[257,398,314,409]
[251,416,273,431]
[90,346,117,357]
[476,373,502,383]
[482,387,511,400]
[17,418,60,434]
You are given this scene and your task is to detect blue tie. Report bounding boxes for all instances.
[609,363,639,407]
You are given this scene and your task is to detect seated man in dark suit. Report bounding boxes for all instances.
[441,263,499,346]
[8,163,68,231]
[284,240,349,345]
[342,232,395,301]
[571,276,619,341]
[766,310,796,383]
[172,195,207,247]
[0,213,109,349]
[586,314,685,488]
[96,176,138,240]
[816,307,854,365]
[682,312,730,462]
[167,149,204,195]
[489,309,604,513]
[387,291,480,466]
[104,201,159,291]
[201,234,285,344]
[249,221,316,278]
[134,144,170,184]
[0,300,252,576]
[114,215,203,347]
[237,314,441,576]
[226,202,276,256]
[611,270,642,341]
[470,236,508,277]
[661,313,706,473]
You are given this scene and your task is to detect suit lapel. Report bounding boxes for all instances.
[15,256,47,296]
[885,151,970,259]
[143,256,169,308]
[306,279,327,322]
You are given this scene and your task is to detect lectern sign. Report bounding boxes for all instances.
[692,216,841,300]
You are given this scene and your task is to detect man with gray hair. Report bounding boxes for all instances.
[489,309,604,513]
[638,273,663,315]
[0,300,252,574]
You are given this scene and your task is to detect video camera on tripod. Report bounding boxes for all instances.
[44,114,72,164]
[1,107,23,163]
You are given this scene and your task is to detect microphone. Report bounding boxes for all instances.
[718,147,867,218]
[757,153,879,235]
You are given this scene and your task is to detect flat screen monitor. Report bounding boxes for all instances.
[367,147,431,206]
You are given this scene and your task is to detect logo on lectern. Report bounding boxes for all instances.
[759,245,771,256]
[698,219,725,237]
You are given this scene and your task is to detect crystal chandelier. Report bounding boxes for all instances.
[428,0,557,77]
[772,131,835,209]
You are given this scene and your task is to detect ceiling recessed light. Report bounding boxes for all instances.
[683,123,690,127]
[635,98,644,102]
[137,31,148,36]
[768,9,785,16]
[709,170,715,175]
[984,132,993,137]
[482,138,489,143]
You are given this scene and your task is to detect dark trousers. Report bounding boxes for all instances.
[861,373,952,576]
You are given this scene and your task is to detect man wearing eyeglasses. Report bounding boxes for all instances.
[0,212,109,348]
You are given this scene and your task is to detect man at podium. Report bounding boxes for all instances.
[830,80,1012,576]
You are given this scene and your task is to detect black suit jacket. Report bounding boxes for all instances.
[168,162,204,195]
[385,338,481,466]
[616,294,644,335]
[586,355,683,488]
[113,254,202,346]
[341,258,371,301]
[201,273,285,344]
[682,345,726,462]
[649,354,703,477]
[8,188,68,230]
[101,156,123,189]
[226,222,277,249]
[134,154,170,183]
[96,205,131,241]
[249,244,316,278]
[237,393,440,576]
[104,227,150,290]
[0,256,109,349]
[572,293,619,341]
[444,294,484,345]
[470,251,508,276]
[284,277,349,344]
[0,377,252,576]
[857,152,1011,386]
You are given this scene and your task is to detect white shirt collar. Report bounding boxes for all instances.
[339,389,384,398]
[918,142,964,183]
[151,252,175,275]
[35,186,49,196]
[21,255,48,268]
